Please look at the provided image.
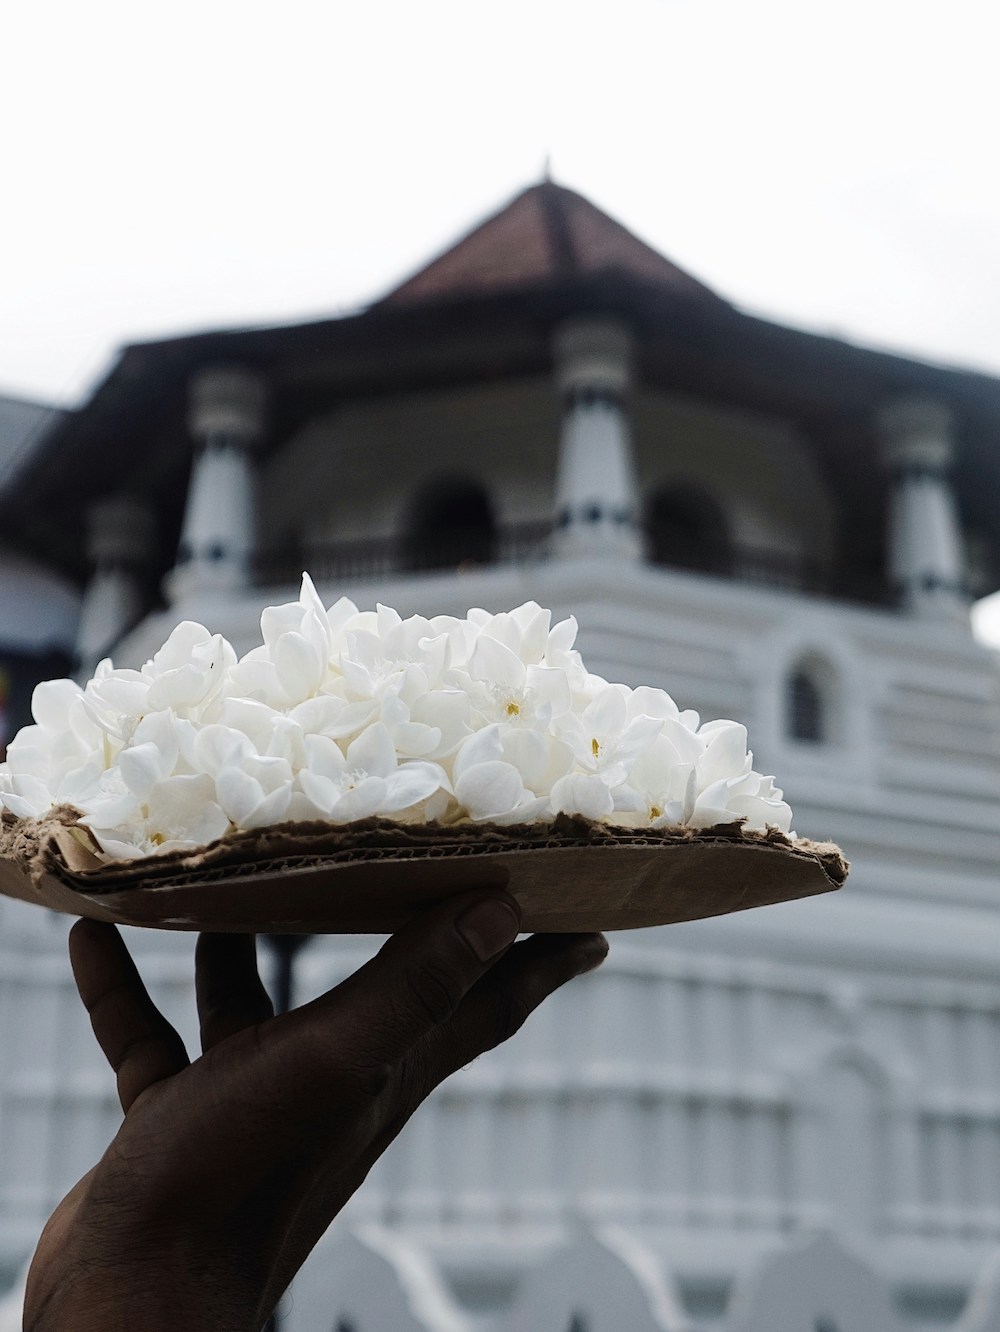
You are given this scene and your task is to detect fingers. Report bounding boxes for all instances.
[290,891,522,1090]
[69,918,190,1113]
[196,934,274,1053]
[406,931,607,1101]
[264,932,608,1293]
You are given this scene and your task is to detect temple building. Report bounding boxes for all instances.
[0,393,76,759]
[2,182,1000,1327]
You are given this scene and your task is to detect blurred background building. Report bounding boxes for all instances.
[0,395,77,760]
[1,182,1000,1328]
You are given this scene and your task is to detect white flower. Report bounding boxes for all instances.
[609,733,698,827]
[296,723,448,824]
[451,725,548,824]
[689,770,793,833]
[81,773,230,859]
[0,579,795,855]
[0,677,103,814]
[550,771,615,820]
[448,633,572,732]
[555,685,662,785]
[0,774,53,820]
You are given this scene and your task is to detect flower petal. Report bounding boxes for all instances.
[468,635,527,691]
[346,722,397,779]
[454,760,528,821]
[550,772,615,820]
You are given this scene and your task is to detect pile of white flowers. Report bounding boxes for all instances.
[0,576,793,860]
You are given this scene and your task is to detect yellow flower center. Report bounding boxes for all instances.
[507,701,521,717]
[650,805,662,819]
[591,737,601,759]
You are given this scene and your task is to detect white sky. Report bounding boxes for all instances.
[5,0,1000,635]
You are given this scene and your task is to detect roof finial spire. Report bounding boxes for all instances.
[542,152,553,183]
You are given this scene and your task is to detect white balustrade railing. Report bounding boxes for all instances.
[283,1225,1000,1331]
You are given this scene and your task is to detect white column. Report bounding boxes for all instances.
[169,365,266,603]
[879,399,966,616]
[552,319,640,560]
[75,496,156,673]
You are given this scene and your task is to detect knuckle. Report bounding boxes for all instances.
[329,1056,397,1109]
[404,954,464,1029]
[394,1050,433,1117]
[363,1059,395,1099]
[491,991,533,1048]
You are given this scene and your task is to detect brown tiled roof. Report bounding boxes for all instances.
[380,181,721,306]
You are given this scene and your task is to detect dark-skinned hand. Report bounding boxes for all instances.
[23,891,607,1331]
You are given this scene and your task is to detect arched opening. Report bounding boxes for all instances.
[785,654,837,745]
[405,477,497,571]
[788,669,824,743]
[644,485,732,575]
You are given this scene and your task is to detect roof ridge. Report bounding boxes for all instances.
[538,180,578,277]
[378,179,720,308]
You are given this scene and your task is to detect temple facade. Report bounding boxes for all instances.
[0,393,76,759]
[2,183,1000,1326]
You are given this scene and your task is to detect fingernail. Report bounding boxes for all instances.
[457,897,521,962]
[575,936,609,974]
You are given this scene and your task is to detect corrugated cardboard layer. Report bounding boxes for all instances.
[0,810,848,934]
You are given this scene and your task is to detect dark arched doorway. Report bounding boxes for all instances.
[406,477,497,570]
[644,485,732,575]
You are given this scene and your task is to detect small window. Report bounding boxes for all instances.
[788,669,824,743]
[785,654,838,744]
[406,477,497,570]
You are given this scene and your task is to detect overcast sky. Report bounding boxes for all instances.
[5,0,1000,631]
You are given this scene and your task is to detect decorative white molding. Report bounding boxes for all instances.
[503,1225,686,1331]
[956,1246,1000,1330]
[287,1224,469,1332]
[726,1230,910,1331]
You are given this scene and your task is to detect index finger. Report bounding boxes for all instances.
[289,890,522,1079]
[69,918,190,1112]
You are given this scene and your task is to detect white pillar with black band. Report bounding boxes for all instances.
[553,319,640,560]
[171,364,266,602]
[879,398,966,616]
[76,495,156,675]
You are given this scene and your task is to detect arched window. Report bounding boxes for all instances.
[644,485,732,575]
[788,669,824,743]
[785,654,837,744]
[405,477,497,571]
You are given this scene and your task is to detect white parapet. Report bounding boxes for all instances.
[503,1226,686,1331]
[726,1231,909,1331]
[287,1224,469,1332]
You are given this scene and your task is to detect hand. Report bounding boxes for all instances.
[24,891,607,1332]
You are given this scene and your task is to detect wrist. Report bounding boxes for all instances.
[25,1252,264,1332]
